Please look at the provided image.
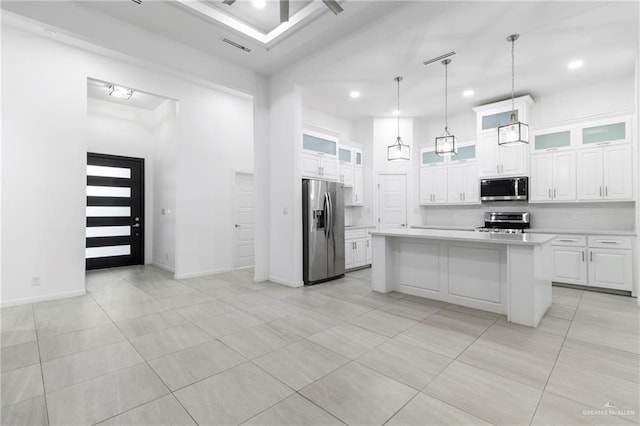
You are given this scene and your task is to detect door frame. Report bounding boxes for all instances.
[374,172,408,231]
[231,169,255,270]
[86,152,145,269]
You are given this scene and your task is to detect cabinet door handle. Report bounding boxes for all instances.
[582,251,585,262]
[463,192,466,200]
[558,239,578,242]
[599,186,602,197]
[554,188,557,198]
[599,241,621,244]
[460,193,462,200]
[366,240,369,247]
[496,165,499,174]
[605,186,608,197]
[548,188,551,199]
[590,251,593,262]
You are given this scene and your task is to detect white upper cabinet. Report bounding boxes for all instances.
[341,142,364,206]
[579,117,630,147]
[302,132,338,180]
[420,165,447,205]
[577,144,633,201]
[474,96,533,178]
[447,162,479,204]
[420,145,479,205]
[530,151,576,202]
[476,134,528,177]
[338,147,354,186]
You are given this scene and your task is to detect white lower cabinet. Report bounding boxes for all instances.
[552,235,632,291]
[345,229,371,270]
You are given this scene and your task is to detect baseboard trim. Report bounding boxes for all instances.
[269,276,304,288]
[175,267,232,280]
[253,275,269,283]
[1,289,87,308]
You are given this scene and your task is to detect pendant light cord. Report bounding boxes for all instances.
[396,77,401,141]
[511,35,515,113]
[444,61,448,131]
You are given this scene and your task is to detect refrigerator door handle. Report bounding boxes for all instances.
[327,191,333,240]
[323,192,330,238]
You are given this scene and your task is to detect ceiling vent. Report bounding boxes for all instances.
[423,51,456,66]
[221,38,252,53]
[131,0,142,4]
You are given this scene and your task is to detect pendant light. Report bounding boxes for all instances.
[387,76,410,161]
[498,34,529,146]
[435,59,457,156]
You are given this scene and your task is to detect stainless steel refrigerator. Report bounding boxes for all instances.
[302,179,345,285]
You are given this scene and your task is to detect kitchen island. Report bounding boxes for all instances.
[371,229,557,327]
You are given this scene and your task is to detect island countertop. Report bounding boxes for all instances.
[370,228,556,246]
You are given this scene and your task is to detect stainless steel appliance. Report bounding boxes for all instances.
[302,179,345,285]
[480,176,528,201]
[475,212,530,234]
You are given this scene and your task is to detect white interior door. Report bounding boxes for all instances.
[233,172,255,269]
[377,174,407,230]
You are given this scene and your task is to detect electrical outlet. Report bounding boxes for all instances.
[31,276,40,287]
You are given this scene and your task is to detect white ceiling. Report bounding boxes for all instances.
[203,0,313,33]
[3,1,638,123]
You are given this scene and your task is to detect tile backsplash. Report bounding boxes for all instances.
[418,201,635,232]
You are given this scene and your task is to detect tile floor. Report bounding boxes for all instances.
[1,265,639,425]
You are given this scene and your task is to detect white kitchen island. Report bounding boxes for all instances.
[371,229,557,327]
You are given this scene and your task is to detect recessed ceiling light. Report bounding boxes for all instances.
[108,85,133,99]
[251,0,266,9]
[567,59,584,70]
[349,91,360,99]
[392,110,400,116]
[463,90,474,97]
[44,29,56,36]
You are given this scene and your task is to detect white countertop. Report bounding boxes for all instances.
[370,229,557,246]
[411,225,636,237]
[345,225,376,230]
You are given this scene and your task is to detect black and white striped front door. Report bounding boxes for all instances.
[86,153,144,270]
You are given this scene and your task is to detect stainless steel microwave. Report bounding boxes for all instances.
[480,177,528,201]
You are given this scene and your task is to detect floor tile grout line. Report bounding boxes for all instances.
[30,303,51,426]
[85,289,203,426]
[528,289,584,425]
[414,312,504,425]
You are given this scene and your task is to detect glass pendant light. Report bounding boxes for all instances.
[498,34,529,146]
[387,76,410,161]
[435,59,457,156]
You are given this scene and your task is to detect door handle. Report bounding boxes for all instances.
[132,223,140,228]
[401,224,406,227]
[234,224,240,228]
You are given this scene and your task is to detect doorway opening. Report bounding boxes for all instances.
[376,173,408,230]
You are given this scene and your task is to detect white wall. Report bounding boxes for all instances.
[1,25,258,305]
[86,98,156,265]
[174,88,254,279]
[152,100,178,272]
[302,107,355,140]
[372,118,415,228]
[268,76,303,287]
